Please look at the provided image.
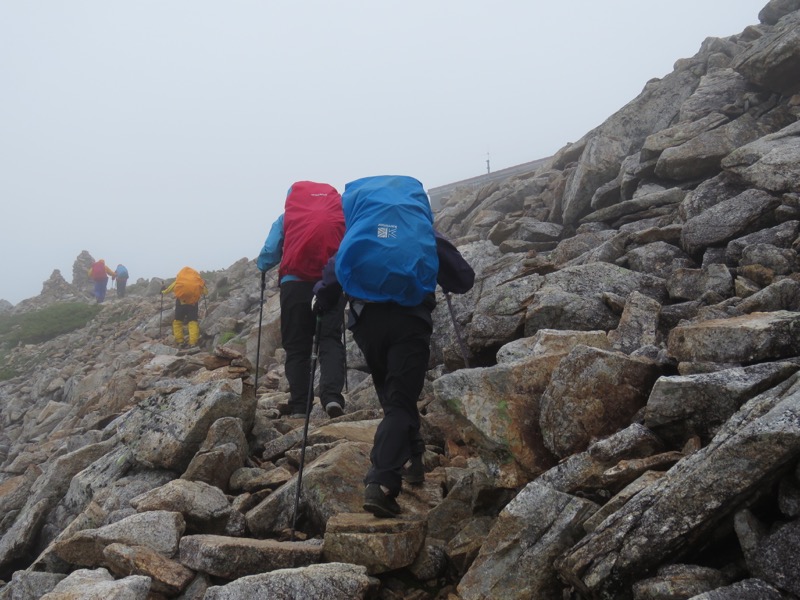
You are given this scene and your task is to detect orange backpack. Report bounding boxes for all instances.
[173,267,205,304]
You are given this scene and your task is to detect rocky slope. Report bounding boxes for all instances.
[2,1,800,598]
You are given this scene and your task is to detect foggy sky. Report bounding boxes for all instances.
[0,1,767,304]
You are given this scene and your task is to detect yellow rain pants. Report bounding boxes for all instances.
[188,321,200,346]
[172,320,185,345]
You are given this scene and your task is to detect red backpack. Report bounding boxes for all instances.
[90,261,107,281]
[280,181,345,282]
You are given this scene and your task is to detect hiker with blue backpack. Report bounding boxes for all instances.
[115,264,129,298]
[313,175,475,518]
[257,181,348,419]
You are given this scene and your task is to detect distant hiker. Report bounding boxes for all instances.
[115,264,129,298]
[257,181,347,419]
[313,175,475,517]
[88,259,116,303]
[161,266,207,348]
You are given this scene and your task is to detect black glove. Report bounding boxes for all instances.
[312,295,328,315]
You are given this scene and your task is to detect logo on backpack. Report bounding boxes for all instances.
[336,175,438,307]
[377,224,397,239]
[173,267,205,304]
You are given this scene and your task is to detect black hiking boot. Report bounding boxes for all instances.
[363,484,401,518]
[325,401,344,418]
[402,454,425,485]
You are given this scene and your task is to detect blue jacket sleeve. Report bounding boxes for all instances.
[257,214,285,272]
[435,230,475,294]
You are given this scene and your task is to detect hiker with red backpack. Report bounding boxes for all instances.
[88,259,116,303]
[313,175,475,518]
[257,181,348,419]
[161,266,208,348]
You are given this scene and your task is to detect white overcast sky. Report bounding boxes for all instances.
[1,1,767,304]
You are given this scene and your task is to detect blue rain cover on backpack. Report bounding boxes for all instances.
[115,265,128,279]
[336,175,438,306]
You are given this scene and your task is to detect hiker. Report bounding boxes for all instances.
[115,264,129,298]
[313,175,475,518]
[257,181,347,419]
[161,266,207,347]
[88,259,116,303]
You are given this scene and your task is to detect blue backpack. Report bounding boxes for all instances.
[116,265,129,279]
[336,175,438,306]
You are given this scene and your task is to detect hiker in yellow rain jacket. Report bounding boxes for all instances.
[161,267,208,347]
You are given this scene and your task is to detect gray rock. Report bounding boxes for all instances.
[758,0,800,24]
[39,568,151,599]
[458,482,598,600]
[632,564,727,600]
[130,479,232,532]
[52,510,185,567]
[540,346,659,458]
[0,570,65,600]
[732,11,800,94]
[118,380,254,472]
[749,518,800,595]
[645,362,799,447]
[180,534,322,580]
[667,264,734,301]
[655,113,772,181]
[323,513,425,574]
[722,120,800,193]
[688,578,785,599]
[668,310,800,363]
[203,562,378,600]
[556,371,800,598]
[607,291,661,354]
[680,189,781,256]
[678,68,750,122]
[181,417,248,491]
[625,241,692,280]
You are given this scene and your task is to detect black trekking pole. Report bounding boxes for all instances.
[291,314,323,541]
[342,306,348,394]
[254,271,266,395]
[445,292,470,368]
[159,286,164,338]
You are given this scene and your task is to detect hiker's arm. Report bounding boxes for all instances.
[312,255,343,312]
[257,214,285,272]
[106,265,116,278]
[162,281,176,294]
[435,230,475,294]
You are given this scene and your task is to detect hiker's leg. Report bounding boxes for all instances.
[184,303,200,346]
[172,320,185,344]
[318,293,347,410]
[174,301,189,345]
[188,321,200,346]
[354,305,431,496]
[280,281,315,413]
